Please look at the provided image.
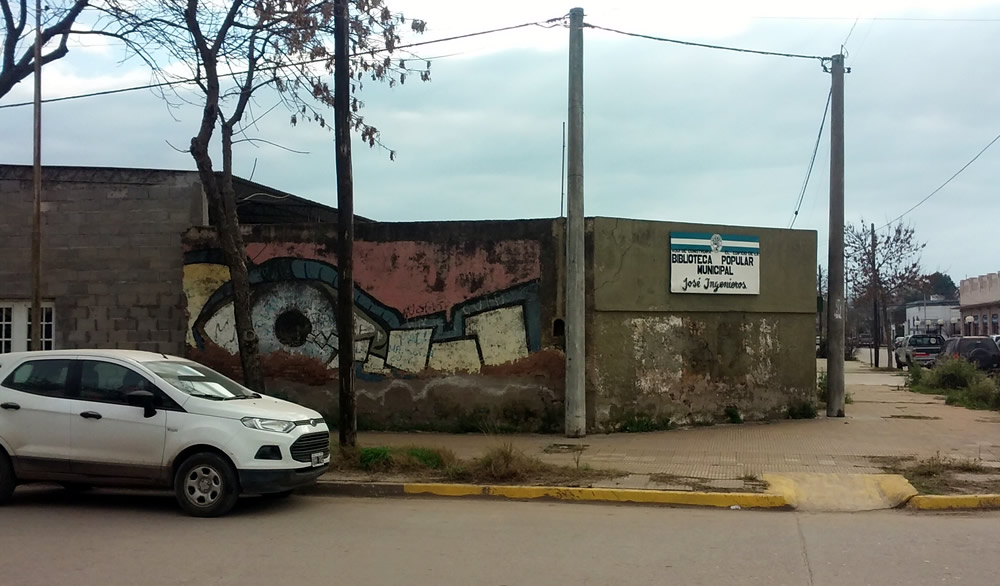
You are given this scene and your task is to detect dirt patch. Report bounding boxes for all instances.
[542,443,588,454]
[883,415,942,420]
[332,442,622,487]
[648,473,769,493]
[873,454,1000,495]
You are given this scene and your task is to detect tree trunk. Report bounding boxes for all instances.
[188,130,265,393]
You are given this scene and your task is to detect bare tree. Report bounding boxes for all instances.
[105,0,428,392]
[0,0,92,98]
[845,220,925,368]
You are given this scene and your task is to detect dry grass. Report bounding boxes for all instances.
[873,454,998,495]
[332,442,621,486]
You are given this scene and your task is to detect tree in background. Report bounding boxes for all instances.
[1,0,90,98]
[845,220,925,368]
[105,0,428,393]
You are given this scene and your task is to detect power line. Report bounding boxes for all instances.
[755,16,1000,22]
[789,89,832,229]
[878,130,1000,230]
[0,16,567,110]
[583,22,826,61]
[842,17,860,48]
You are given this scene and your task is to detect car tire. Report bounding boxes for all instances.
[174,452,240,518]
[0,449,15,505]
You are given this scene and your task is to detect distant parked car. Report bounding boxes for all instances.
[939,336,1000,371]
[903,334,946,368]
[893,336,910,367]
[858,333,874,347]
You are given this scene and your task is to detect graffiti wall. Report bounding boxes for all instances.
[182,222,564,432]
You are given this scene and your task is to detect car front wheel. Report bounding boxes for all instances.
[174,452,240,517]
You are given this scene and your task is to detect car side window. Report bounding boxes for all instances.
[79,360,158,405]
[1,359,72,398]
[78,360,183,410]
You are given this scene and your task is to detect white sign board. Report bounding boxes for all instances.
[670,232,760,295]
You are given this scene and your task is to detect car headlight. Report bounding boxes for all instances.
[241,417,295,433]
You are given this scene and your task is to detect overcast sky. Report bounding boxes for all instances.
[1,0,998,283]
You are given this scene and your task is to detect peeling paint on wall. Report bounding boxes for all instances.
[428,339,482,373]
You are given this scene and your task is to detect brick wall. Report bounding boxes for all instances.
[0,166,206,354]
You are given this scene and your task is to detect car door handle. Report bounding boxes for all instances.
[0,402,20,411]
[80,411,103,420]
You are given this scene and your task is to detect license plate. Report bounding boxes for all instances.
[311,452,325,466]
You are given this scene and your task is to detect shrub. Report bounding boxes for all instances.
[724,405,743,424]
[946,377,1000,411]
[906,362,924,388]
[787,400,818,419]
[927,356,982,390]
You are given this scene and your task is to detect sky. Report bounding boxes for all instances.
[1,0,999,283]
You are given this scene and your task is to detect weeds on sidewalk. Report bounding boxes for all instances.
[333,443,622,486]
[906,356,1000,411]
[817,369,852,406]
[874,453,999,495]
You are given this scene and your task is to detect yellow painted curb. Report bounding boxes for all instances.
[909,494,1000,511]
[401,483,789,508]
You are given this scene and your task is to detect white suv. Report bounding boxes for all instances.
[0,350,331,517]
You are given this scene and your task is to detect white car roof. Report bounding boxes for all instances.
[0,349,188,364]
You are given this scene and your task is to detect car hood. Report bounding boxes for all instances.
[179,394,325,423]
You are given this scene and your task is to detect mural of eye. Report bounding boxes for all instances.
[186,254,542,375]
[196,280,385,366]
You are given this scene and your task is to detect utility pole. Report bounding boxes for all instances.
[817,264,823,345]
[825,54,846,416]
[870,222,880,368]
[564,6,586,437]
[333,0,356,447]
[31,0,42,351]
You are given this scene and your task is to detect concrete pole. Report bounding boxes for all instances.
[564,7,586,437]
[31,0,42,351]
[826,54,845,416]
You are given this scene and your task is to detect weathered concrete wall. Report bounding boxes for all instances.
[183,221,565,432]
[0,165,205,354]
[589,217,817,429]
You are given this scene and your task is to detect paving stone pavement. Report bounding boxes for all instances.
[324,354,1000,491]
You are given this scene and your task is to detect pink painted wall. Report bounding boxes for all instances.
[244,240,541,319]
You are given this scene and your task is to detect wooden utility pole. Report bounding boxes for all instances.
[825,54,846,416]
[564,7,586,437]
[31,0,42,351]
[334,0,356,447]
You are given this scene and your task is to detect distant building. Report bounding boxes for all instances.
[904,296,960,337]
[960,272,1000,336]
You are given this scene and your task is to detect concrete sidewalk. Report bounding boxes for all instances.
[321,356,1000,507]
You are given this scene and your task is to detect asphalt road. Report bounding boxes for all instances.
[2,488,998,585]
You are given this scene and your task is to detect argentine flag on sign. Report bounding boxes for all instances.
[669,232,760,254]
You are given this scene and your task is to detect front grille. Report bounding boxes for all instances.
[290,432,331,463]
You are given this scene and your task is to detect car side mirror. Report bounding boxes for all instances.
[127,390,157,418]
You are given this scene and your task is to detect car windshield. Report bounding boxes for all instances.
[909,336,942,346]
[144,361,256,400]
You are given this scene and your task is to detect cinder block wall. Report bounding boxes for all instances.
[0,166,205,354]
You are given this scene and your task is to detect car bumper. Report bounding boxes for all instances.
[239,464,330,494]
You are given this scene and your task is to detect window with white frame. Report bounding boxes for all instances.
[0,301,55,353]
